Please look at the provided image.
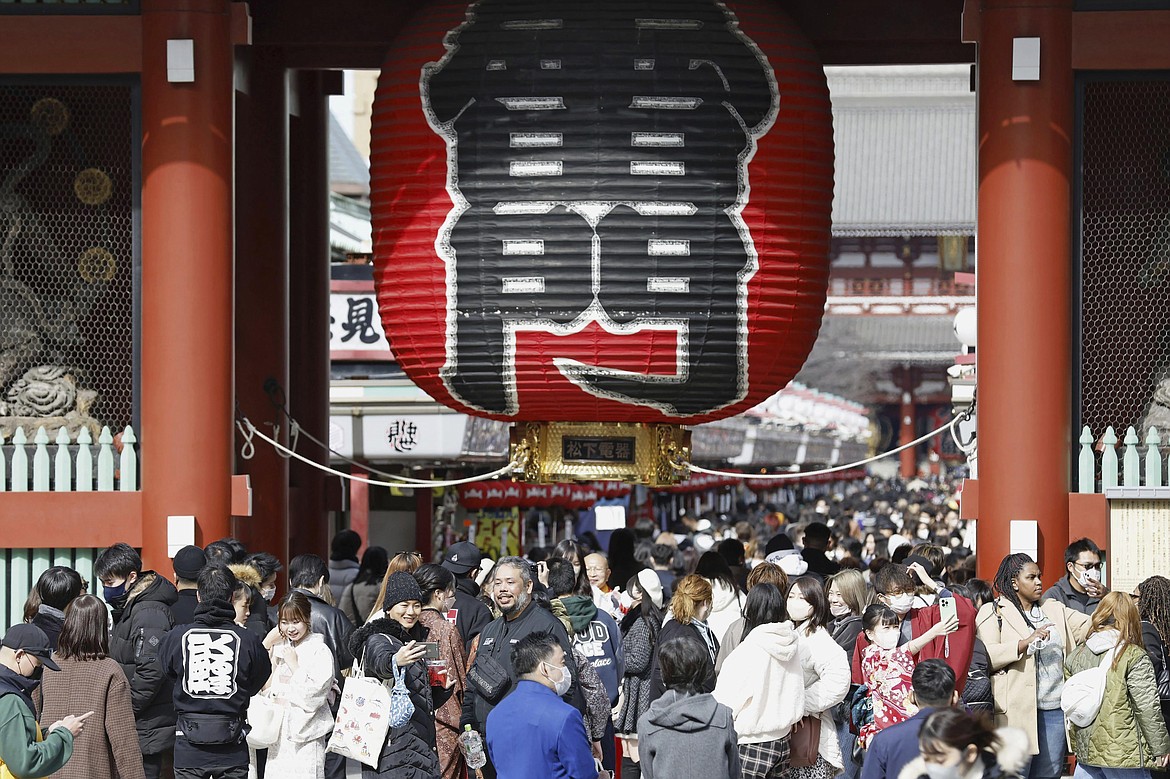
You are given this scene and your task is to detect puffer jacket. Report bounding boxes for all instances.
[108,571,178,754]
[1064,631,1170,769]
[350,617,446,779]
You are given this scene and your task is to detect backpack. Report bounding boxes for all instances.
[1061,644,1120,728]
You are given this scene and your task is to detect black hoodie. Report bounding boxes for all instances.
[158,599,271,770]
[108,570,179,755]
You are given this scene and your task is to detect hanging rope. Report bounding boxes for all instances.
[262,380,455,485]
[687,405,974,481]
[237,415,519,489]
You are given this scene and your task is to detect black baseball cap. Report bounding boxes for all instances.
[441,541,483,574]
[2,623,60,671]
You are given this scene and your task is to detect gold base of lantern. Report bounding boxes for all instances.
[510,421,691,486]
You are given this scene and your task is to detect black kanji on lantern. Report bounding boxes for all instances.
[422,0,778,417]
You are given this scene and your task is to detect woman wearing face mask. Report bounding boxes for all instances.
[902,708,1031,779]
[852,564,969,696]
[857,604,916,749]
[347,572,456,779]
[254,592,336,779]
[975,553,1091,779]
[413,564,468,779]
[781,576,850,779]
[713,583,804,778]
[649,575,719,702]
[1064,592,1170,779]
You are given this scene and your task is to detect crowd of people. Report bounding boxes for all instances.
[2,478,1170,779]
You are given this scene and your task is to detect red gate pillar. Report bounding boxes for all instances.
[140,0,235,572]
[234,46,290,563]
[900,390,917,479]
[288,70,333,561]
[972,0,1074,585]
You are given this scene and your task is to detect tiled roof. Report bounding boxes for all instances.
[329,112,370,197]
[796,314,958,396]
[828,65,976,237]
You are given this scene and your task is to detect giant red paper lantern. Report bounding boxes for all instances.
[372,0,833,424]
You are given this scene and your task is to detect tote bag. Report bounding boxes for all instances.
[327,640,407,768]
[245,692,283,748]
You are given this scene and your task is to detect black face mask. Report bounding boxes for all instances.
[27,665,43,683]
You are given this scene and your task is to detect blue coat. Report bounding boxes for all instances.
[486,680,596,779]
[861,707,939,779]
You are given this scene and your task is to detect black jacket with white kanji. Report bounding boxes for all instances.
[158,600,272,768]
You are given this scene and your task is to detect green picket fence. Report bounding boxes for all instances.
[0,548,104,631]
[1078,425,1170,493]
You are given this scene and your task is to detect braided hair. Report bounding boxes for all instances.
[993,553,1036,618]
[1138,575,1170,646]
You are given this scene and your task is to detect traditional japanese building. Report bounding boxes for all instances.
[1,0,1167,621]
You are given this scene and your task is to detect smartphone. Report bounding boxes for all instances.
[938,596,958,625]
[423,642,441,660]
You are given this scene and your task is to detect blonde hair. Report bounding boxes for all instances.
[670,574,713,625]
[1090,590,1143,670]
[746,562,788,593]
[828,569,871,616]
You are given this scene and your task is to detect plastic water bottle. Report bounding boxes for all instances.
[459,724,487,770]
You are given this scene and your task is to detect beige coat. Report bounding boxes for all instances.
[975,597,1091,752]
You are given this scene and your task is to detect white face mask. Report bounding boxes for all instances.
[886,593,915,616]
[917,528,931,540]
[261,586,276,602]
[543,662,571,696]
[829,602,852,618]
[787,599,814,623]
[871,627,900,650]
[1078,568,1102,587]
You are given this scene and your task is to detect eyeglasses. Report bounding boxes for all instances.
[1074,561,1103,571]
[396,551,423,560]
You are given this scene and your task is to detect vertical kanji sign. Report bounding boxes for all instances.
[372,0,834,424]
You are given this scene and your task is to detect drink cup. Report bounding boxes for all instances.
[427,659,448,686]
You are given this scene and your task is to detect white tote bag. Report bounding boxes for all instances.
[245,692,283,748]
[326,654,393,768]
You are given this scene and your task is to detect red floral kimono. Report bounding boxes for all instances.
[858,643,916,749]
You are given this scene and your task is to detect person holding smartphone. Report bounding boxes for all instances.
[975,553,1091,779]
[348,572,457,779]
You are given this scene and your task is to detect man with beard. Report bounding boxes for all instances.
[461,557,578,779]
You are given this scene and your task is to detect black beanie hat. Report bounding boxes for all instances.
[765,532,794,556]
[382,571,423,610]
